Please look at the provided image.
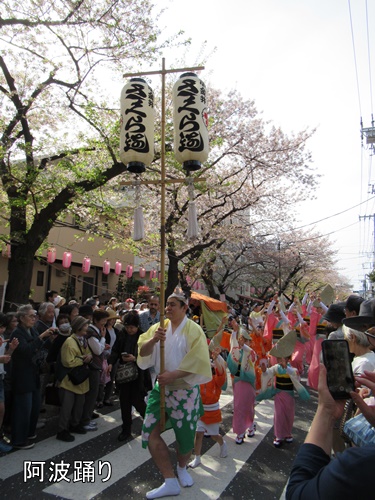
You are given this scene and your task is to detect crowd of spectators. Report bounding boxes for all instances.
[0,292,160,451]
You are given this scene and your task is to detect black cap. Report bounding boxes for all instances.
[322,302,345,324]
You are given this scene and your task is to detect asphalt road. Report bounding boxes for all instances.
[0,373,318,500]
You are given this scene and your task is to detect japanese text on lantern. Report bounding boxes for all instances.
[123,82,154,154]
[176,78,207,153]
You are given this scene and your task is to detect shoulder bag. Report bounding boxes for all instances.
[115,362,138,384]
[68,337,90,385]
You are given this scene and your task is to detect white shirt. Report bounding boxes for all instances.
[352,351,375,376]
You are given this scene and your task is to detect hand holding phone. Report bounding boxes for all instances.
[322,339,355,399]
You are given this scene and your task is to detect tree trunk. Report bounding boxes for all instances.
[165,249,180,302]
[5,243,36,310]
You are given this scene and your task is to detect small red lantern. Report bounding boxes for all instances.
[115,261,122,275]
[139,266,146,278]
[149,269,156,280]
[82,256,91,273]
[62,251,72,269]
[126,265,133,278]
[47,247,56,264]
[103,259,110,275]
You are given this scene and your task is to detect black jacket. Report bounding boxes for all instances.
[108,328,152,392]
[10,325,47,393]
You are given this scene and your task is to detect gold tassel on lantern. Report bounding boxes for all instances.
[187,177,199,239]
[133,180,144,241]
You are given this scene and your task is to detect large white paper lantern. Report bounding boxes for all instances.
[120,78,155,173]
[173,72,209,172]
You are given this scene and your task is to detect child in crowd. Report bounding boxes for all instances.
[189,346,227,468]
[248,318,271,392]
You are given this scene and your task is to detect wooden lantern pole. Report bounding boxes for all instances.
[159,58,167,430]
[122,59,205,430]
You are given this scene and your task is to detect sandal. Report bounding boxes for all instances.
[273,438,283,448]
[235,434,245,445]
[285,436,293,443]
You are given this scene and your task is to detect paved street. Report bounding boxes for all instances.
[0,374,317,499]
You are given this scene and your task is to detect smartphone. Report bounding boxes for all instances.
[322,339,355,399]
[121,352,128,356]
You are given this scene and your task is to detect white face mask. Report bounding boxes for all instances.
[53,296,60,306]
[59,323,71,334]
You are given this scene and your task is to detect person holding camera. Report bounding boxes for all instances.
[286,362,375,499]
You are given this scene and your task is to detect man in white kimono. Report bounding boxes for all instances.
[137,292,212,499]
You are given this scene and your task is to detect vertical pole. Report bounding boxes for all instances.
[159,58,166,430]
[278,240,282,292]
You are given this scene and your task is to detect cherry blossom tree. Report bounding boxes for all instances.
[0,0,182,307]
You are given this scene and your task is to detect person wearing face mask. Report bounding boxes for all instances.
[46,314,72,365]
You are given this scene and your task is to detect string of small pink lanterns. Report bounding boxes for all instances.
[47,247,156,279]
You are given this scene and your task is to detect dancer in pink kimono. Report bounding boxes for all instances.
[227,326,257,444]
[257,330,310,448]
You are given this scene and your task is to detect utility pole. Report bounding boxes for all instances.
[359,214,375,297]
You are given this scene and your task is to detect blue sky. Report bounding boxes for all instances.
[151,0,375,291]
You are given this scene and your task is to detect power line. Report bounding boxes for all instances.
[365,0,374,119]
[283,195,375,232]
[287,221,359,245]
[348,0,363,117]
